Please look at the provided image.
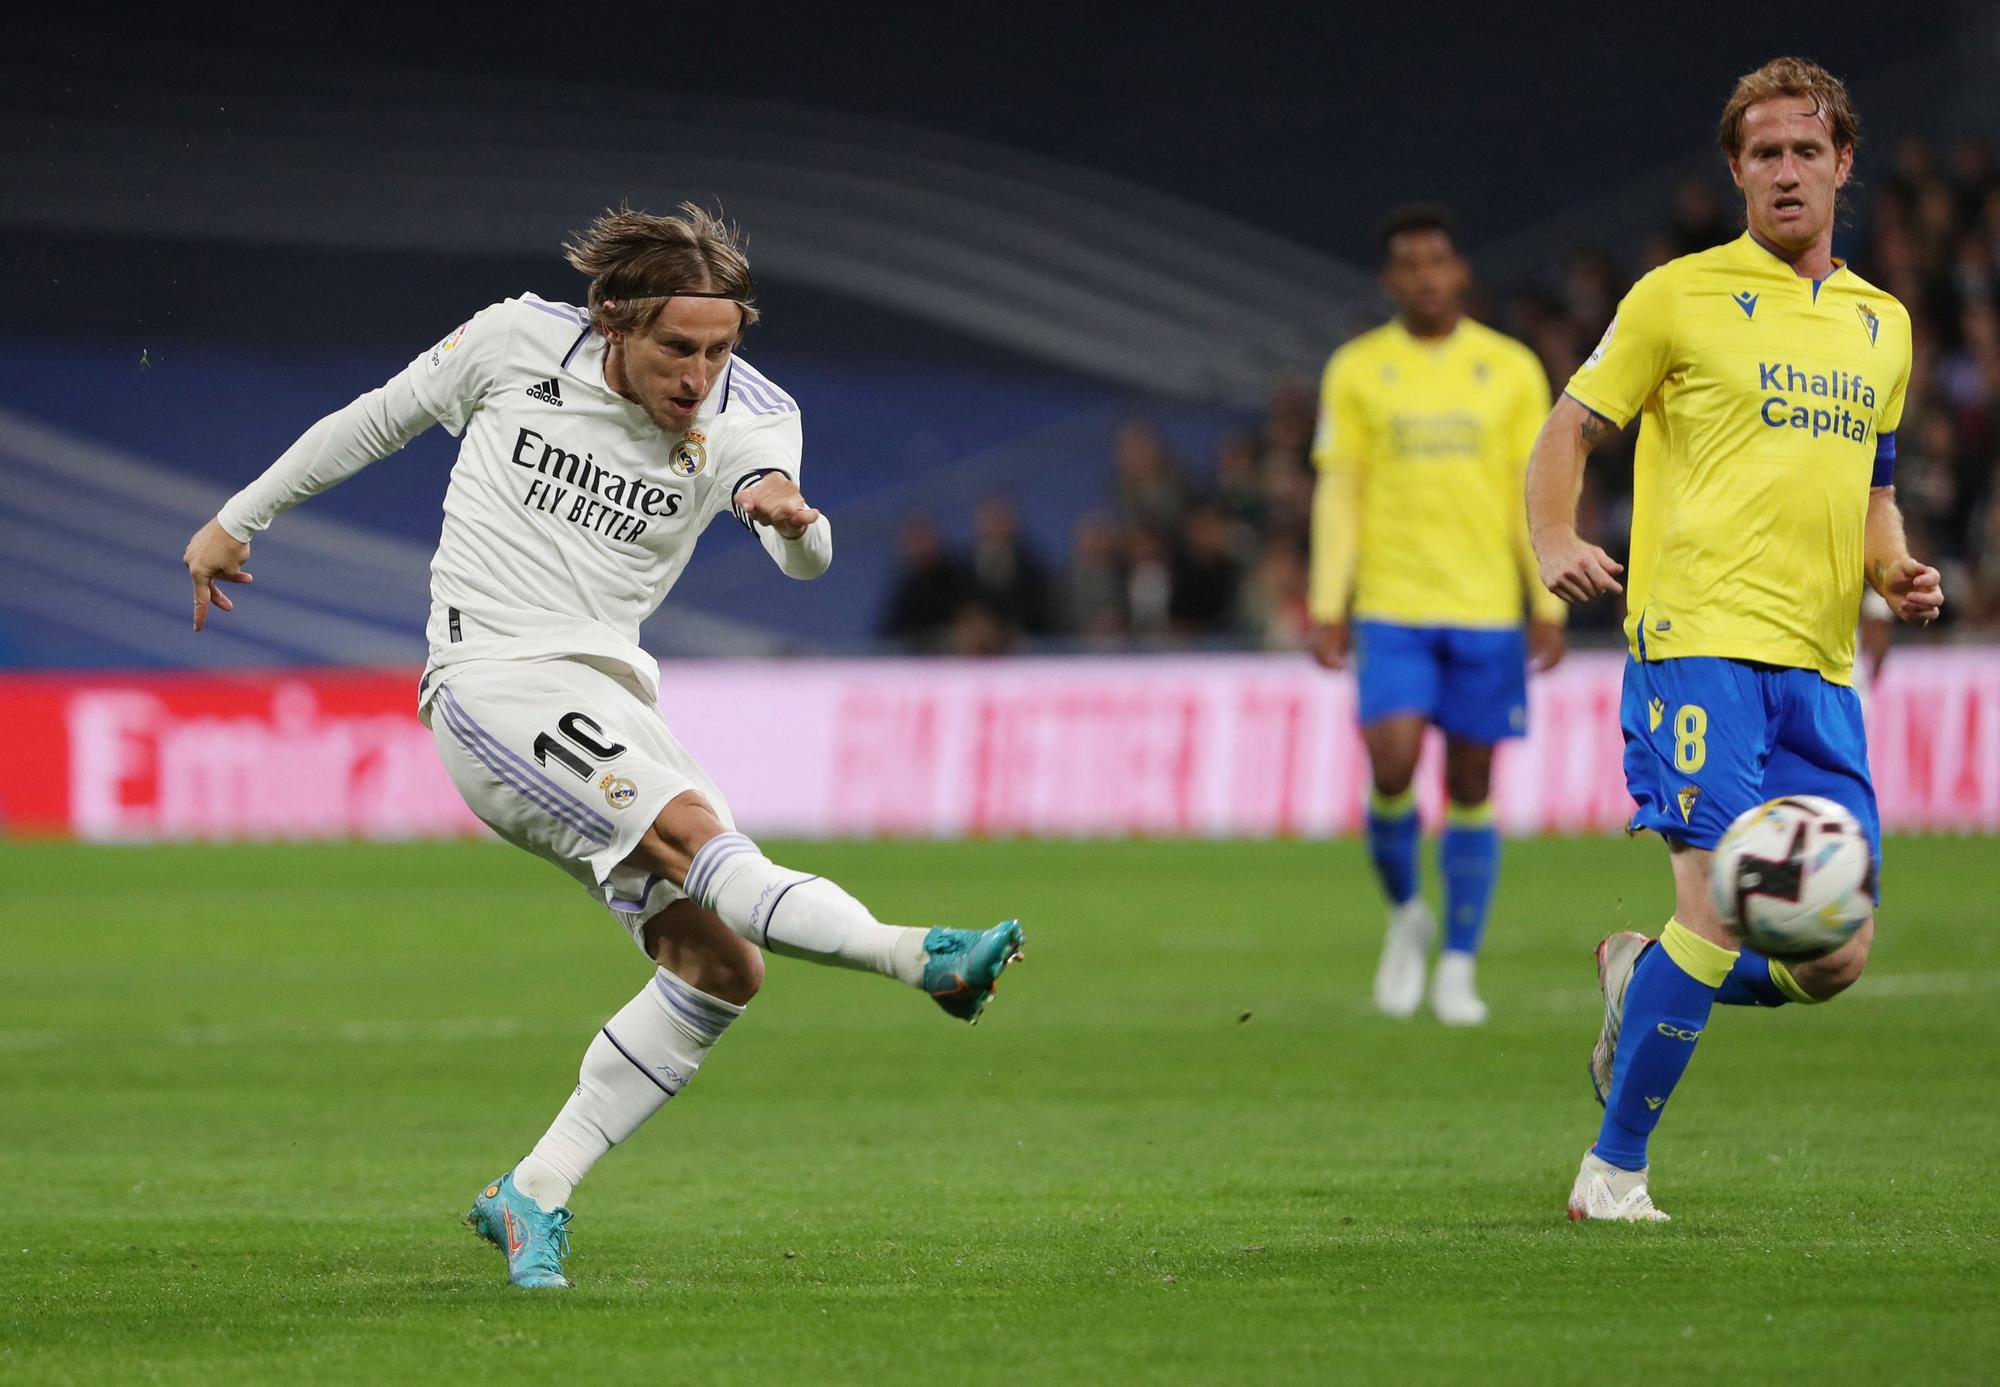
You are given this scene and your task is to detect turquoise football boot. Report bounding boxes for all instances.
[465,1172,573,1288]
[922,919,1025,1023]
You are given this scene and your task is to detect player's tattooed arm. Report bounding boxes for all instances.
[1864,486,1944,625]
[1526,394,1624,604]
[1577,409,1616,449]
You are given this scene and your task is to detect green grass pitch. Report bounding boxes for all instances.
[2,836,1995,1385]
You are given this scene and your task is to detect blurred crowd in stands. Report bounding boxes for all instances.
[882,135,2000,654]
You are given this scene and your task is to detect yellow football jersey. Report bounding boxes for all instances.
[1310,318,1563,628]
[1565,233,1912,685]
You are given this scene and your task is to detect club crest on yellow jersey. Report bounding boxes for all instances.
[1855,302,1880,346]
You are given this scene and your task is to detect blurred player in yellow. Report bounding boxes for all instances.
[1310,206,1567,1026]
[1527,58,1943,1220]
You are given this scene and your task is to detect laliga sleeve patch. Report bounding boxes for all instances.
[427,322,470,370]
[1583,315,1616,369]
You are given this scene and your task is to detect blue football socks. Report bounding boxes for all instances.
[1594,919,1737,1171]
[1714,949,1793,1007]
[1366,787,1420,906]
[1439,801,1499,956]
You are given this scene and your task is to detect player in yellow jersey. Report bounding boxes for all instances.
[1310,206,1567,1026]
[1526,58,1944,1220]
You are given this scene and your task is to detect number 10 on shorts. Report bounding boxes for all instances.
[533,712,628,781]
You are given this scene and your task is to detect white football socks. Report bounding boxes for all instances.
[511,967,743,1213]
[683,832,927,985]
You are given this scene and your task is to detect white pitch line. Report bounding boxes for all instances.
[170,1016,538,1047]
[0,1014,568,1053]
[0,1030,63,1053]
[0,971,1991,1055]
[1841,969,2000,999]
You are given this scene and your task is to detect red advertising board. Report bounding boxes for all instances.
[1,650,1995,842]
[0,669,476,841]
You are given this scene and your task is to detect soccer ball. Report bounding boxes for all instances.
[1708,796,1874,961]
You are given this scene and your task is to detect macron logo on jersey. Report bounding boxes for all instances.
[1732,291,1759,319]
[526,378,564,406]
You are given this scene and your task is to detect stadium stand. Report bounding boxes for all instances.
[2,39,1993,661]
[972,136,2000,653]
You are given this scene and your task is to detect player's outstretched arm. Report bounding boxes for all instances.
[182,518,253,631]
[1865,487,1944,626]
[1525,395,1624,604]
[179,373,443,631]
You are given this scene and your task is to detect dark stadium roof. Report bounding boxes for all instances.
[20,1,1961,260]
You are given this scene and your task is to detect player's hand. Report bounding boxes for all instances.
[1534,528,1623,603]
[1311,622,1351,671]
[182,517,253,631]
[1875,556,1944,626]
[1528,620,1566,672]
[736,474,822,540]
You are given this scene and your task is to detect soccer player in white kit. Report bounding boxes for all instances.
[179,205,1026,1289]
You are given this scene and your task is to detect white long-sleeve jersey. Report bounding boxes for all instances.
[217,294,831,705]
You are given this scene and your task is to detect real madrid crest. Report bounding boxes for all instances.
[600,774,639,810]
[670,428,708,478]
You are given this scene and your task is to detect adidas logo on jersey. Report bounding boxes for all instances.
[526,377,564,406]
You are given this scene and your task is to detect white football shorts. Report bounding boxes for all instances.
[426,656,734,947]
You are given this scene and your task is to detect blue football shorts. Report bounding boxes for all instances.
[1352,620,1529,744]
[1619,652,1881,890]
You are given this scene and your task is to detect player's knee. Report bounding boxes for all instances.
[1444,764,1491,805]
[645,902,764,1006]
[1443,741,1493,805]
[703,932,764,1005]
[1371,767,1415,798]
[656,932,766,1008]
[1666,844,1732,942]
[1363,717,1427,797]
[1369,748,1419,797]
[1792,916,1873,1001]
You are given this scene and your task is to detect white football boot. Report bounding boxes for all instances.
[1589,931,1654,1104]
[1567,1150,1670,1222]
[1372,897,1434,1019]
[1429,949,1489,1026]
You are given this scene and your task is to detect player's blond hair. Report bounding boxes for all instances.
[563,203,760,334]
[1717,57,1860,157]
